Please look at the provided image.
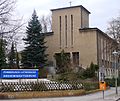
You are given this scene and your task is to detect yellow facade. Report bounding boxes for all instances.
[45,5,117,71]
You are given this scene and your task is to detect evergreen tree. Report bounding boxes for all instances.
[0,38,7,69]
[22,10,47,68]
[82,62,99,79]
[54,50,71,74]
[8,42,16,68]
[16,50,20,69]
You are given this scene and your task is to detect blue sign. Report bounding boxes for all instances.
[0,69,39,79]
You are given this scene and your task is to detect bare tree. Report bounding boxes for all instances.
[0,0,23,39]
[0,0,24,52]
[40,15,47,33]
[106,17,120,43]
[40,14,52,33]
[0,0,16,36]
[46,14,52,32]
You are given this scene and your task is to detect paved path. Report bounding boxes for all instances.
[2,87,120,101]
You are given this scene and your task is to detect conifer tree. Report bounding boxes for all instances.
[22,10,47,68]
[8,42,16,68]
[0,39,7,69]
[54,50,71,74]
[16,50,20,69]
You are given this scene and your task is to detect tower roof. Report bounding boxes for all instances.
[51,5,91,14]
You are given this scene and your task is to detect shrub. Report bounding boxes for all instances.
[31,82,48,91]
[105,78,115,87]
[39,67,48,78]
[82,82,99,91]
[56,72,78,82]
[82,62,99,79]
[105,77,120,87]
[54,50,71,74]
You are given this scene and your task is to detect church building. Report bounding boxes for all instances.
[45,5,117,78]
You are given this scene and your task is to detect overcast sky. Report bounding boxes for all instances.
[16,0,120,31]
[15,0,120,51]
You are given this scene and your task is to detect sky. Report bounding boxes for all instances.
[15,0,120,51]
[15,0,120,31]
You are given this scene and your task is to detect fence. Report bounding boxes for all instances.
[0,81,83,92]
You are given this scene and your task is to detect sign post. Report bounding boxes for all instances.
[99,66,105,81]
[99,66,106,99]
[0,69,39,79]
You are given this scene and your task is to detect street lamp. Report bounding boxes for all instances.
[112,50,118,95]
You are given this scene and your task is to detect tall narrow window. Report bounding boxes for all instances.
[59,16,61,47]
[71,15,73,46]
[65,15,67,47]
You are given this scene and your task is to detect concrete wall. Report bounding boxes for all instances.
[45,6,97,68]
[45,6,117,70]
[81,7,89,28]
[78,30,97,68]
